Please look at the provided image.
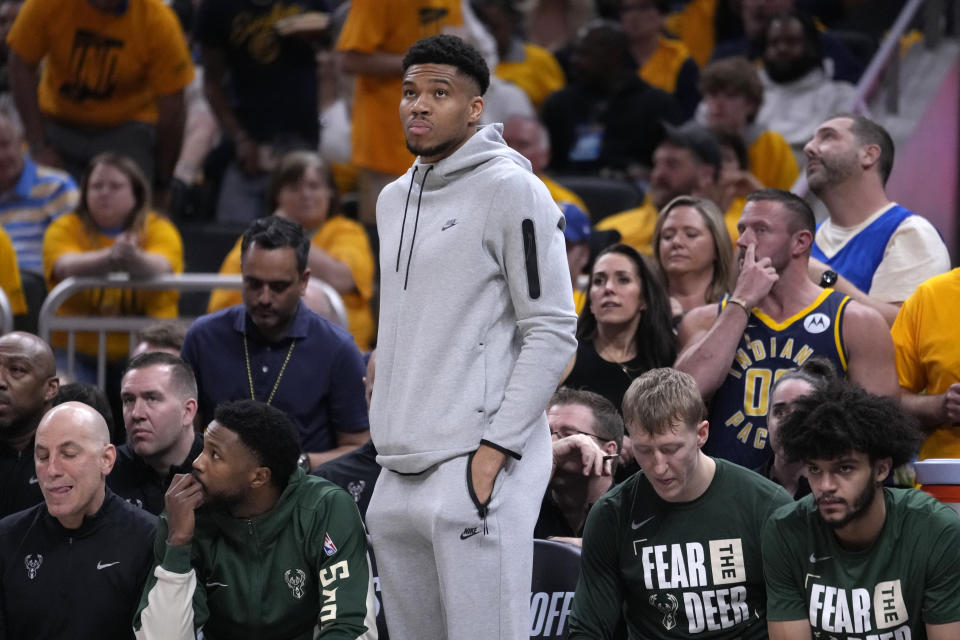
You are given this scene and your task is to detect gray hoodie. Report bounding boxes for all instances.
[371,124,578,474]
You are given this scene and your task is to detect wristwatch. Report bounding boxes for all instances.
[819,269,838,288]
[297,453,311,472]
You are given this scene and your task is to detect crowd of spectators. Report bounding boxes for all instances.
[0,0,958,639]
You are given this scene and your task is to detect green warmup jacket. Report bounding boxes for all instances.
[133,469,377,640]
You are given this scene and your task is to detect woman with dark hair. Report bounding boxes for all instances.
[208,151,375,349]
[563,243,676,413]
[653,194,734,316]
[43,152,183,376]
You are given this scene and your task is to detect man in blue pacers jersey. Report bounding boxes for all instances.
[675,188,897,470]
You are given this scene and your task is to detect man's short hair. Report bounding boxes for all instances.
[550,387,624,448]
[240,215,310,274]
[699,57,764,115]
[830,112,896,185]
[622,368,706,436]
[123,351,198,401]
[778,385,922,467]
[134,321,187,353]
[402,34,490,96]
[660,124,722,179]
[213,400,301,490]
[52,382,116,441]
[745,188,816,234]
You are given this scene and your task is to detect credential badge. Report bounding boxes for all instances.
[285,568,307,599]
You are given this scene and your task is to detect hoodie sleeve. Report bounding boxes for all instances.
[480,172,578,458]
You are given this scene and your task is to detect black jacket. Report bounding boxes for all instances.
[107,433,204,514]
[0,489,157,640]
[0,441,43,519]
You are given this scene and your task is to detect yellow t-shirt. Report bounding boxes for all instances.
[748,130,800,191]
[542,176,590,216]
[42,211,184,360]
[596,199,659,255]
[891,268,960,459]
[208,216,376,350]
[639,36,693,95]
[664,0,717,68]
[723,197,745,245]
[573,288,587,315]
[7,0,194,127]
[496,43,565,110]
[336,0,462,176]
[0,227,26,315]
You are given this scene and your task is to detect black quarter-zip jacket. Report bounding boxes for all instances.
[0,489,157,639]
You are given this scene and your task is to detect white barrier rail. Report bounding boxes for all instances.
[38,273,348,388]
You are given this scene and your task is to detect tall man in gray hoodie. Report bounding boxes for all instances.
[367,34,578,640]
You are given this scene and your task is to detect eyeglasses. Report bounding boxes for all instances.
[550,427,608,443]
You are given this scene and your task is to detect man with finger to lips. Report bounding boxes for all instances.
[133,400,376,640]
[674,188,898,471]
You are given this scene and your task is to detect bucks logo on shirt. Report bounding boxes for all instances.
[637,537,753,633]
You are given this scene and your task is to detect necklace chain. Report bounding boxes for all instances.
[243,335,296,405]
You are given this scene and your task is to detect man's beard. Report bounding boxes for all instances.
[406,136,459,162]
[765,53,821,84]
[817,479,877,529]
[807,150,859,194]
[191,474,242,514]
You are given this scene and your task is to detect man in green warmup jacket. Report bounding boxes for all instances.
[134,399,377,640]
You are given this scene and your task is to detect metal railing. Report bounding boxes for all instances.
[793,0,949,195]
[39,273,348,388]
[850,0,933,114]
[0,288,12,335]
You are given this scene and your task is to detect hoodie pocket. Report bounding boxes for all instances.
[465,450,494,521]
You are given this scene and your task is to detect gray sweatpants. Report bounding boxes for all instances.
[367,427,552,640]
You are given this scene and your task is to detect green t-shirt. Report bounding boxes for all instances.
[762,488,960,639]
[569,458,793,639]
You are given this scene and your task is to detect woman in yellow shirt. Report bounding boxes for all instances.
[43,152,184,376]
[208,151,375,349]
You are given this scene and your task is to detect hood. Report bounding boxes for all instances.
[392,124,531,289]
[411,123,531,188]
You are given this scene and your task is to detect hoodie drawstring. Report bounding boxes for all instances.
[395,165,432,290]
[394,166,418,276]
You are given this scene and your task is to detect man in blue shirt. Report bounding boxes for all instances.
[0,109,78,273]
[181,216,368,468]
[805,113,950,326]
